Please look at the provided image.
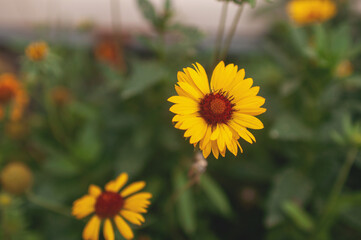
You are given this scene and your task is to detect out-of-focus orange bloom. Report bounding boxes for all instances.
[25,41,49,61]
[0,73,28,121]
[287,0,337,25]
[0,162,33,195]
[336,60,353,78]
[51,86,72,107]
[95,38,122,67]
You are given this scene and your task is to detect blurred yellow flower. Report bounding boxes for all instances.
[336,60,353,78]
[287,0,337,25]
[168,61,266,159]
[0,73,28,121]
[25,41,49,61]
[72,173,152,240]
[0,162,33,195]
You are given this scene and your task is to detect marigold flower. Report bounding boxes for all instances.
[335,60,353,78]
[168,61,266,159]
[0,73,28,121]
[287,0,337,25]
[72,173,152,240]
[0,162,33,195]
[95,39,120,66]
[25,41,49,61]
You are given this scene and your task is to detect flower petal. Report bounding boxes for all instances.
[103,219,115,240]
[120,210,145,226]
[114,215,134,240]
[82,215,101,240]
[88,185,102,197]
[72,195,96,219]
[105,173,128,192]
[121,182,146,198]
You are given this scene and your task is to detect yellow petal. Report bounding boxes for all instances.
[88,185,102,197]
[237,107,267,116]
[120,210,145,226]
[82,215,101,240]
[121,182,146,198]
[167,95,198,104]
[187,63,210,95]
[210,124,220,140]
[105,173,128,192]
[178,117,204,130]
[189,120,207,144]
[123,192,152,213]
[228,121,253,144]
[237,96,265,109]
[177,81,203,100]
[72,195,96,219]
[210,61,225,91]
[233,113,264,130]
[103,219,115,240]
[114,215,134,240]
[211,141,219,159]
[202,142,212,159]
[169,103,199,115]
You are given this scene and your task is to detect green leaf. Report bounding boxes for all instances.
[266,169,313,228]
[137,0,158,25]
[200,174,232,217]
[121,60,167,99]
[282,201,314,232]
[72,122,101,164]
[173,169,196,235]
[269,114,312,141]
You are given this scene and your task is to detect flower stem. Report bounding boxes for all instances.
[219,4,244,61]
[212,1,229,67]
[26,191,72,217]
[314,148,359,239]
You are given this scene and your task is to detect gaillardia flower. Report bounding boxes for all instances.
[72,173,152,240]
[25,41,49,61]
[0,73,28,121]
[287,0,337,25]
[168,61,266,159]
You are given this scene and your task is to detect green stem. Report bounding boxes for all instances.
[314,148,359,239]
[212,1,229,67]
[219,4,244,61]
[26,191,72,217]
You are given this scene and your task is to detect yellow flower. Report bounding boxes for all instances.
[168,61,266,159]
[287,0,337,25]
[0,73,28,121]
[72,173,152,240]
[25,41,49,61]
[0,162,33,195]
[335,60,353,78]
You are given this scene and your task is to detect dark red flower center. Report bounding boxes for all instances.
[0,86,14,104]
[95,191,124,218]
[199,92,234,125]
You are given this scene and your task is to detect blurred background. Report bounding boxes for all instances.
[0,0,361,240]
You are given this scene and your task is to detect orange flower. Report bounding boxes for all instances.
[0,73,28,121]
[25,41,49,61]
[95,39,120,66]
[287,0,337,25]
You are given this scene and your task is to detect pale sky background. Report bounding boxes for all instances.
[0,0,360,36]
[0,0,272,36]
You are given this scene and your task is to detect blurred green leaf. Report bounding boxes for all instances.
[266,169,313,228]
[200,174,232,217]
[137,0,158,27]
[270,114,312,141]
[121,60,167,99]
[282,200,314,232]
[72,122,101,164]
[173,169,196,234]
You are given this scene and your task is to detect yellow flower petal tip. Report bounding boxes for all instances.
[287,0,337,25]
[168,62,266,159]
[72,173,151,240]
[25,41,49,61]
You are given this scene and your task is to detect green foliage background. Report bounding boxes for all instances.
[0,0,361,239]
